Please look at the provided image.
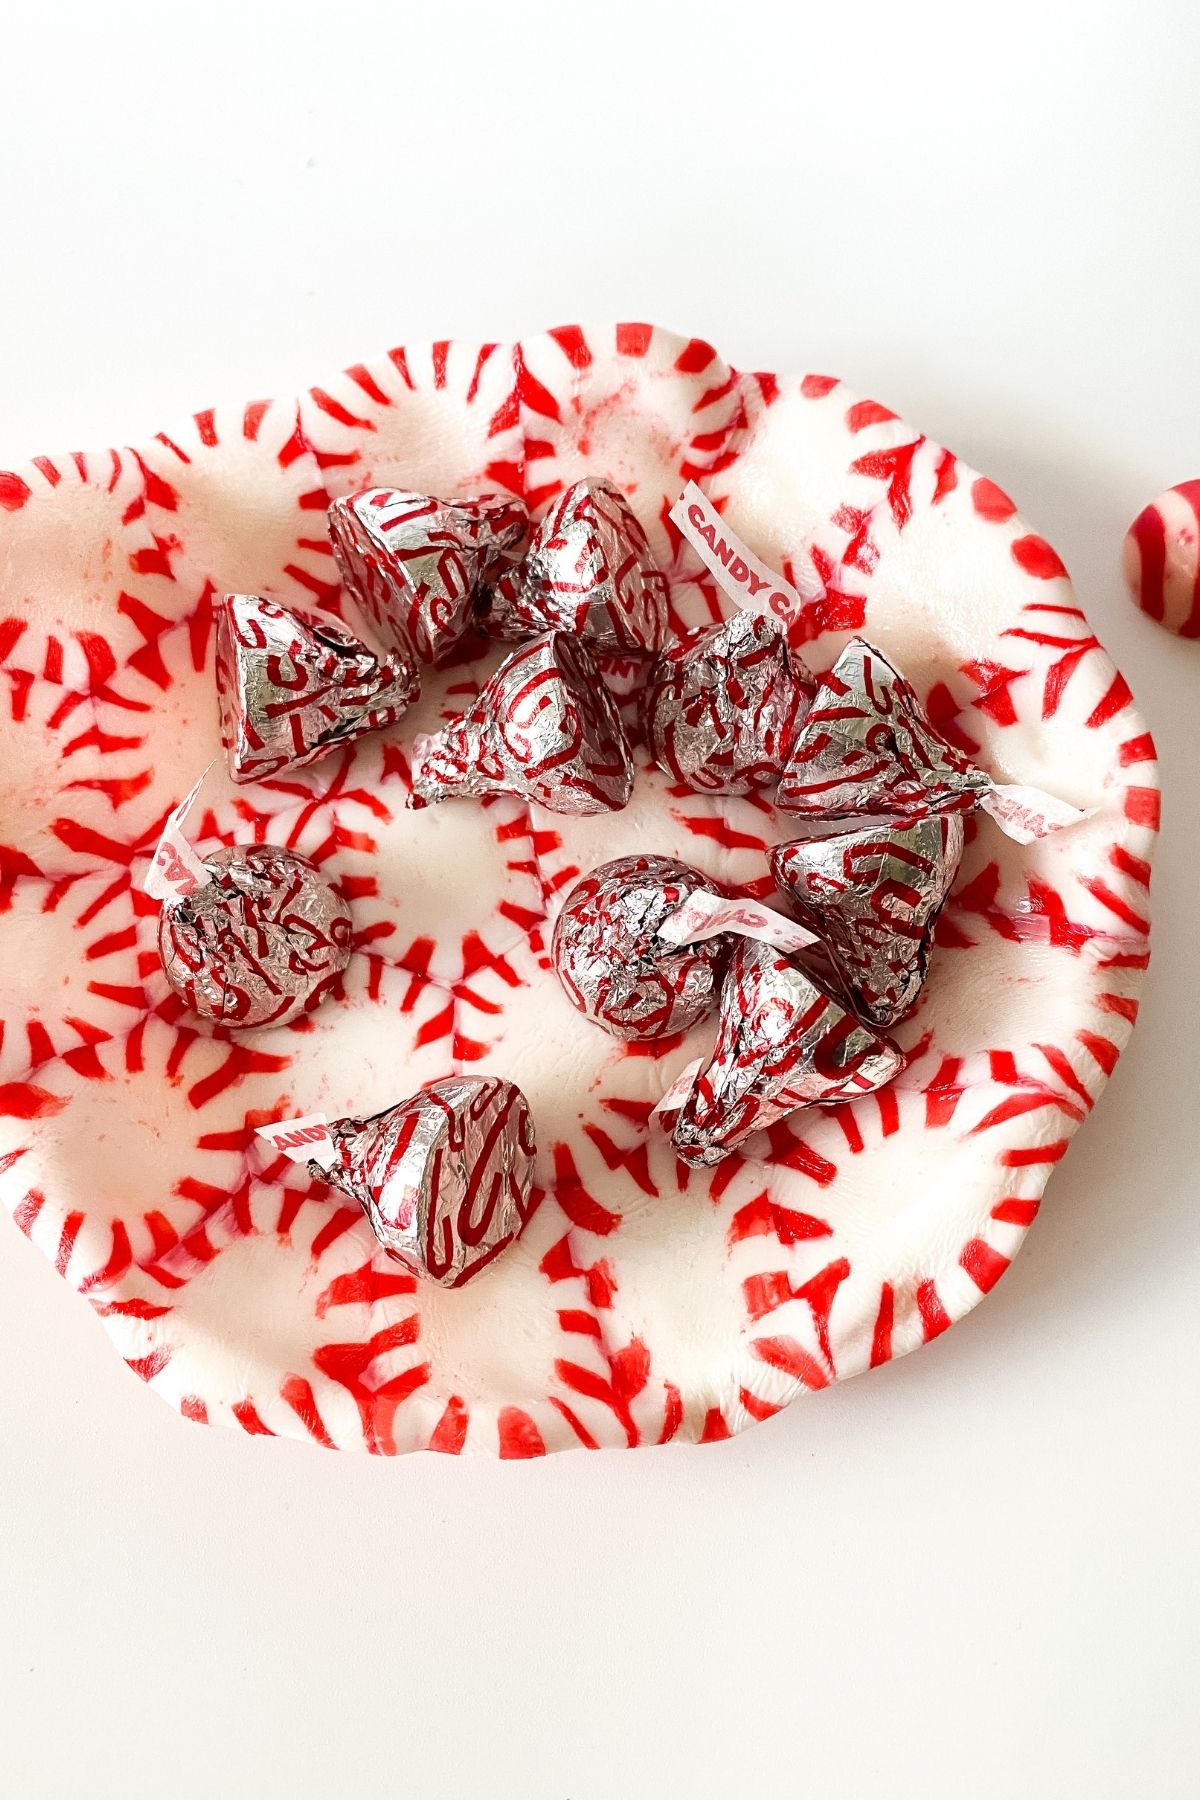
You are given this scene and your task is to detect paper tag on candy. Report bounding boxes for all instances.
[669,481,823,623]
[255,1114,337,1170]
[650,1058,703,1123]
[143,768,213,901]
[657,887,819,956]
[980,783,1093,845]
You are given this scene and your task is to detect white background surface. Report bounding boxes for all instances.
[2,3,1197,1796]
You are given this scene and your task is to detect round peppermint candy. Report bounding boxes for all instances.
[1123,481,1200,636]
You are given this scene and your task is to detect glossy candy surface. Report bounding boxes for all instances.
[1123,482,1200,637]
[667,940,904,1166]
[329,486,528,664]
[771,814,965,1027]
[485,476,668,653]
[411,630,634,815]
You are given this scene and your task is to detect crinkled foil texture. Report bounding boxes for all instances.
[315,1075,537,1286]
[552,854,724,1040]
[158,845,352,1029]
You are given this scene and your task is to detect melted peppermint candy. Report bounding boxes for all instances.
[485,476,669,653]
[1,321,1155,1460]
[552,854,728,1041]
[411,630,634,815]
[216,593,419,782]
[643,612,812,793]
[778,638,1087,843]
[666,938,904,1166]
[328,487,529,664]
[157,845,353,1028]
[770,813,966,1027]
[313,1076,538,1288]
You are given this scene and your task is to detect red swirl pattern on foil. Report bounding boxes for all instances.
[771,814,966,1027]
[486,475,668,653]
[552,854,725,1040]
[412,630,634,815]
[157,844,353,1028]
[216,593,419,782]
[319,1075,538,1288]
[328,486,529,665]
[643,613,812,794]
[668,939,904,1166]
[0,323,1157,1458]
[778,638,990,820]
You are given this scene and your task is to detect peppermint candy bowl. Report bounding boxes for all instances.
[0,324,1157,1457]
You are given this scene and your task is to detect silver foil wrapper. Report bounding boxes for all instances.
[770,813,966,1027]
[643,612,812,793]
[484,476,668,653]
[777,638,991,820]
[328,487,529,665]
[552,854,726,1041]
[411,630,634,816]
[158,844,352,1028]
[313,1075,537,1286]
[215,593,419,783]
[668,938,904,1166]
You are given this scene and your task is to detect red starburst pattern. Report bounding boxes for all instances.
[511,324,762,559]
[0,324,1157,1456]
[298,338,523,505]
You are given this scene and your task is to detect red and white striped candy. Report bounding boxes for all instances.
[1123,481,1200,637]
